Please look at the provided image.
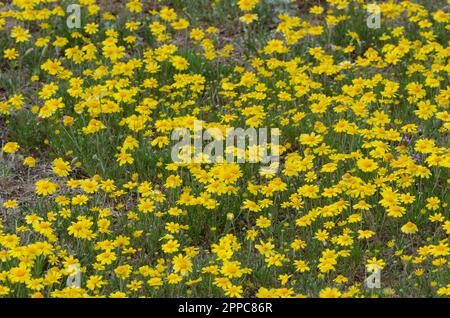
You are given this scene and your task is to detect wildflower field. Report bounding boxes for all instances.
[0,0,449,299]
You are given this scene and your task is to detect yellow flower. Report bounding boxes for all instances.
[172,254,193,276]
[240,13,258,24]
[2,200,18,209]
[9,266,30,283]
[4,48,18,60]
[11,26,30,43]
[87,275,105,290]
[162,239,180,254]
[310,6,324,14]
[3,142,20,153]
[256,216,271,229]
[23,156,36,167]
[35,179,58,196]
[114,265,132,280]
[401,222,418,234]
[319,287,341,298]
[237,0,260,11]
[159,6,177,21]
[147,277,163,287]
[357,158,378,172]
[52,158,71,177]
